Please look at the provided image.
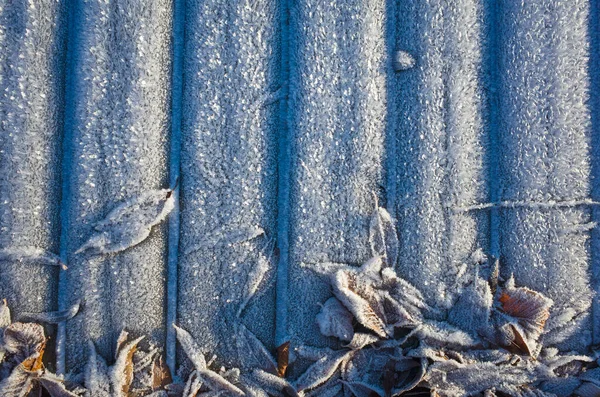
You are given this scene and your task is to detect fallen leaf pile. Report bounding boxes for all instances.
[297,205,600,396]
[4,189,600,396]
[0,299,83,396]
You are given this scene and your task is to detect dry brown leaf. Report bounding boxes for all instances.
[276,341,290,378]
[22,338,46,372]
[111,335,144,397]
[507,324,531,356]
[498,278,552,333]
[151,355,172,391]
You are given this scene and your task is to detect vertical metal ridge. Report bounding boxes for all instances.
[166,0,186,373]
[275,0,291,348]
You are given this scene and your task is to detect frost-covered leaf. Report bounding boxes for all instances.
[498,276,552,336]
[300,262,350,277]
[0,364,39,397]
[238,374,271,397]
[294,345,336,361]
[380,268,427,320]
[249,369,296,396]
[494,277,552,357]
[0,299,11,330]
[305,383,342,397]
[85,342,111,397]
[237,251,273,318]
[316,297,355,342]
[110,335,144,397]
[294,350,352,392]
[174,326,244,396]
[408,321,479,350]
[342,380,384,397]
[425,360,536,397]
[38,372,79,397]
[391,358,427,397]
[184,226,265,256]
[344,333,379,351]
[75,188,175,255]
[197,369,245,396]
[0,247,67,270]
[182,371,202,397]
[276,341,289,378]
[448,276,493,336]
[235,323,277,374]
[3,322,46,365]
[18,301,81,324]
[151,355,172,391]
[173,325,207,371]
[332,269,388,338]
[369,204,399,268]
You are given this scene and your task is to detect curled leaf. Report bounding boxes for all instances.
[75,188,175,255]
[18,301,81,324]
[369,202,399,268]
[0,247,67,270]
[316,297,354,342]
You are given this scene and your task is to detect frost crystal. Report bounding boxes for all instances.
[393,50,416,71]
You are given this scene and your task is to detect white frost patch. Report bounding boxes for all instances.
[393,50,416,71]
[0,247,66,270]
[75,189,175,255]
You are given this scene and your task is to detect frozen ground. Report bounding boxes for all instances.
[0,0,599,381]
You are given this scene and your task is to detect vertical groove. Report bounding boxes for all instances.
[166,0,185,373]
[590,0,600,344]
[56,0,80,374]
[275,0,291,347]
[384,0,398,216]
[486,0,501,258]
